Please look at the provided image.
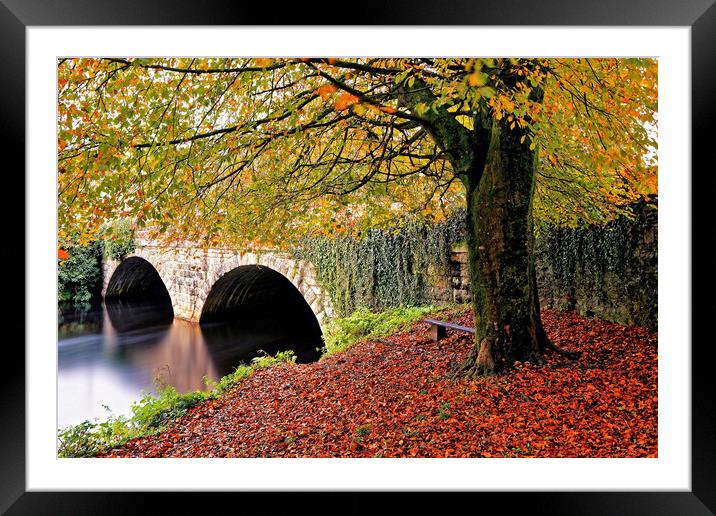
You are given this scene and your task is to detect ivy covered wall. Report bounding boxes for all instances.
[294,200,657,331]
[292,217,466,317]
[534,200,657,330]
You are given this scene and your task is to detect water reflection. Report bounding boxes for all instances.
[58,300,322,428]
[58,305,103,340]
[202,319,321,376]
[105,297,173,333]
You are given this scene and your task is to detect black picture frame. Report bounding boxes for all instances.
[5,0,714,514]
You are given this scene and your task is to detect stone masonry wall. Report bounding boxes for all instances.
[103,242,334,328]
[103,203,656,331]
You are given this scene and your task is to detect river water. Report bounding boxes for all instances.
[57,301,322,429]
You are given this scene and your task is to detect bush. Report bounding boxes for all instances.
[101,219,136,261]
[128,386,214,431]
[58,219,135,309]
[58,241,103,306]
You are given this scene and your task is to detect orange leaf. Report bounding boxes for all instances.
[58,248,69,260]
[316,84,338,99]
[334,93,359,111]
[379,106,397,114]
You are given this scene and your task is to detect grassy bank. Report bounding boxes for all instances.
[321,304,455,357]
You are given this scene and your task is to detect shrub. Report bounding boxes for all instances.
[58,219,135,309]
[101,219,136,261]
[58,241,103,306]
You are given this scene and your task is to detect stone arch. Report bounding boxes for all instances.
[105,256,172,303]
[104,256,174,330]
[199,264,321,337]
[198,253,333,328]
[103,244,334,328]
[132,247,185,318]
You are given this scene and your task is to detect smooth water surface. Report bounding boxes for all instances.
[58,302,322,428]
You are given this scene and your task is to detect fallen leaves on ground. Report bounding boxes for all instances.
[100,309,657,458]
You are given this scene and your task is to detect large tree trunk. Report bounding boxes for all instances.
[460,117,559,376]
[396,61,576,375]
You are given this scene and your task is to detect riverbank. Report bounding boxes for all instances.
[57,304,448,456]
[98,308,657,458]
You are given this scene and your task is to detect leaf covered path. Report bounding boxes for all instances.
[101,309,657,458]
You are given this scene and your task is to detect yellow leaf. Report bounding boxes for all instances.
[478,86,496,99]
[352,104,367,116]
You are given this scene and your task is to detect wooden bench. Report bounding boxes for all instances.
[423,319,475,341]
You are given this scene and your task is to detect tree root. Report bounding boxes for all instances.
[542,338,581,360]
[450,349,482,380]
[452,335,580,380]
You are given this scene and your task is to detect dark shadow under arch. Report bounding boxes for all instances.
[105,257,173,332]
[200,265,322,363]
[200,265,320,332]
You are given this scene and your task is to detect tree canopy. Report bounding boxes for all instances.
[57,57,657,248]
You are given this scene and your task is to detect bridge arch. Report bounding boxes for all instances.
[200,264,321,335]
[103,242,334,329]
[105,256,173,306]
[197,252,333,329]
[104,256,174,331]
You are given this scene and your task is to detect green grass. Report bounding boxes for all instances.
[437,402,452,421]
[355,424,372,437]
[321,304,455,357]
[57,351,296,458]
[354,424,372,443]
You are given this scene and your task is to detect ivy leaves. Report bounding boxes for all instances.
[294,215,465,316]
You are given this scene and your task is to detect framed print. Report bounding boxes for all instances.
[6,0,715,513]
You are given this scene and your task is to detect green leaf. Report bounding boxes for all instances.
[477,86,496,98]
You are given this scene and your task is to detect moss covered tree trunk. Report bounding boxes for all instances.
[398,64,577,376]
[460,117,557,375]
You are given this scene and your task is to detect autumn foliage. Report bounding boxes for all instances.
[57,57,657,248]
[101,308,657,458]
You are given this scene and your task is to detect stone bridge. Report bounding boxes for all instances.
[102,235,334,329]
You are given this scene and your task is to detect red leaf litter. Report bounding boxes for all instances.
[100,309,657,458]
